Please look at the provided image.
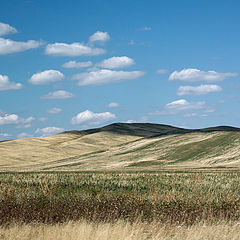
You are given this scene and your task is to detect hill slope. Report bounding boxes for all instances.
[1,123,240,171]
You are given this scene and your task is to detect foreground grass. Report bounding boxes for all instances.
[0,171,240,225]
[1,221,240,240]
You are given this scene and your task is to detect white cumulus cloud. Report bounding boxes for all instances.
[71,110,116,126]
[166,99,205,111]
[45,42,105,56]
[0,114,19,125]
[97,56,135,69]
[29,70,64,85]
[20,116,35,124]
[89,31,110,43]
[150,99,206,116]
[16,116,35,129]
[107,102,119,108]
[0,113,34,126]
[0,38,42,55]
[62,61,93,69]
[41,90,74,100]
[0,22,17,36]
[72,69,145,86]
[169,68,238,82]
[177,84,222,96]
[35,126,64,137]
[0,75,22,90]
[47,107,62,114]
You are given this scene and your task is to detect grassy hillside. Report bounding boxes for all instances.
[1,123,240,171]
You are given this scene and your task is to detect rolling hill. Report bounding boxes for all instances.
[1,123,240,171]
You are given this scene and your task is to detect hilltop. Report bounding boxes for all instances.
[0,123,240,171]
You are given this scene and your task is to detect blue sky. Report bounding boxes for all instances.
[1,0,240,139]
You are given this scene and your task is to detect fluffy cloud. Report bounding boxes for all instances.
[97,56,135,69]
[177,84,222,96]
[45,42,105,56]
[71,110,116,126]
[73,69,145,86]
[16,116,35,129]
[150,99,206,116]
[41,90,74,99]
[0,38,42,55]
[156,69,168,75]
[0,22,17,36]
[107,102,119,108]
[47,107,62,114]
[0,113,34,126]
[89,31,110,43]
[166,99,205,111]
[169,68,238,82]
[62,61,92,69]
[20,116,35,124]
[29,70,64,85]
[0,114,19,125]
[35,127,64,137]
[0,75,22,90]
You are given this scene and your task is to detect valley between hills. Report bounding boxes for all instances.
[1,123,240,171]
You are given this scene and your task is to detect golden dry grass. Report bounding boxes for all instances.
[1,221,240,240]
[1,130,240,171]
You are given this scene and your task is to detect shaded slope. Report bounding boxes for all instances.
[63,123,191,138]
[63,123,240,137]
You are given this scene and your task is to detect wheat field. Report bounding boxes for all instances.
[1,221,240,240]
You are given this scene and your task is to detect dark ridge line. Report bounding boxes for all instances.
[1,123,240,143]
[61,123,240,138]
[0,140,11,143]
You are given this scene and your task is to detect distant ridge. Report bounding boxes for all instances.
[62,123,240,138]
[199,125,240,132]
[1,122,240,171]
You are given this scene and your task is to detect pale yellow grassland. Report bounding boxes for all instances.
[1,128,240,171]
[0,221,240,240]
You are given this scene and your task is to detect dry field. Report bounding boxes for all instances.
[1,123,240,171]
[0,170,240,239]
[1,221,240,240]
[0,171,240,225]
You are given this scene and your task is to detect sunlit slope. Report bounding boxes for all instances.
[0,123,240,171]
[0,130,139,169]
